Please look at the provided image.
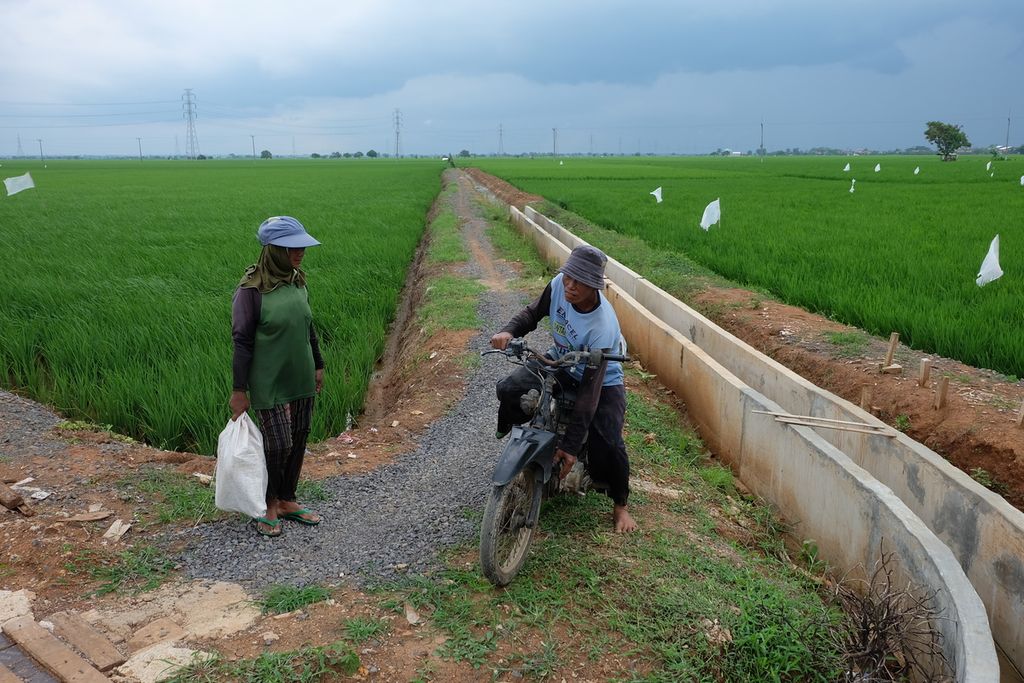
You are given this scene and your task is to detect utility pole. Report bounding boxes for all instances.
[589,133,593,156]
[760,118,765,161]
[174,135,179,158]
[393,109,402,158]
[36,139,44,164]
[552,128,558,158]
[498,123,504,156]
[182,89,200,159]
[1005,109,1012,151]
[137,137,143,162]
[16,134,24,157]
[251,134,256,160]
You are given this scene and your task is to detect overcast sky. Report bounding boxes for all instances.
[2,0,1022,157]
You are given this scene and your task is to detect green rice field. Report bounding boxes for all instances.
[473,155,1024,378]
[0,159,442,453]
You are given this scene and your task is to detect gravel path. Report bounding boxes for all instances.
[179,173,551,589]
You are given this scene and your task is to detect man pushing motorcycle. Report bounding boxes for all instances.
[490,245,637,533]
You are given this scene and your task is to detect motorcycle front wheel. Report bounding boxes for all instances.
[479,469,542,586]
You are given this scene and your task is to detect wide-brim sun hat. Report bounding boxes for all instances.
[559,244,607,290]
[257,216,321,248]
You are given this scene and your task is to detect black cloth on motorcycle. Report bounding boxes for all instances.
[496,363,630,506]
[496,281,630,506]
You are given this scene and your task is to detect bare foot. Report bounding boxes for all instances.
[613,505,638,533]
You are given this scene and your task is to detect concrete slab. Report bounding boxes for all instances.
[0,590,35,626]
[114,641,213,683]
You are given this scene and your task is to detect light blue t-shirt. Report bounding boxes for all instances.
[547,273,625,386]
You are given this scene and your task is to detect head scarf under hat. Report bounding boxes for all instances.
[239,245,306,293]
[559,245,607,290]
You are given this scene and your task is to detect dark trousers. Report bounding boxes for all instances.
[496,366,630,506]
[255,396,314,503]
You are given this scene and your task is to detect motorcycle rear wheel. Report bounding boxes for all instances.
[480,469,542,586]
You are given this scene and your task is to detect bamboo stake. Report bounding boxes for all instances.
[751,410,886,429]
[770,416,896,437]
[1016,400,1024,428]
[918,359,932,387]
[860,386,872,411]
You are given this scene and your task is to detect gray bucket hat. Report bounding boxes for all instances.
[257,216,321,248]
[560,245,607,290]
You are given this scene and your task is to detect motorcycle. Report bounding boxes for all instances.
[478,337,629,587]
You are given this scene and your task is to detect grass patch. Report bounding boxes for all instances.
[894,414,912,432]
[426,204,467,264]
[124,466,219,525]
[163,641,360,682]
[485,210,552,292]
[624,391,706,480]
[417,275,485,336]
[296,479,329,502]
[970,467,1007,494]
[55,419,136,443]
[342,616,390,644]
[823,331,871,357]
[259,584,332,614]
[65,544,175,596]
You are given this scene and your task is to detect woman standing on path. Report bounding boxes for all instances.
[230,216,325,537]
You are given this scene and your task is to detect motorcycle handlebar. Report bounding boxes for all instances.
[482,338,630,367]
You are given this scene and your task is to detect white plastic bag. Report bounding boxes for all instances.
[214,413,268,519]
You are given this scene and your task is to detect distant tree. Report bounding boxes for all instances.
[330,151,342,158]
[196,154,208,160]
[354,151,364,158]
[260,149,272,159]
[924,121,970,161]
[343,152,352,158]
[366,149,378,158]
[458,149,471,157]
[311,152,321,159]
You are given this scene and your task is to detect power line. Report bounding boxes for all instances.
[182,89,200,160]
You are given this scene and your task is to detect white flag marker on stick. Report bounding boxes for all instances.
[849,178,856,193]
[1020,175,1024,186]
[3,172,34,196]
[699,198,720,231]
[986,161,992,171]
[914,166,920,175]
[874,163,881,172]
[976,235,1003,287]
[650,186,663,203]
[843,162,850,172]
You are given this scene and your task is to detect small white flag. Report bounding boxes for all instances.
[559,160,563,166]
[843,162,850,172]
[990,172,994,178]
[1019,175,1024,186]
[650,186,662,203]
[976,235,1003,287]
[914,166,920,175]
[874,163,881,172]
[849,178,856,193]
[3,172,34,196]
[699,198,720,230]
[986,161,992,171]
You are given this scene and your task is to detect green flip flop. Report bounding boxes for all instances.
[280,509,321,526]
[254,517,282,537]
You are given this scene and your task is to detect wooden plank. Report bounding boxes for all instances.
[934,376,950,410]
[751,410,881,429]
[0,662,24,683]
[771,416,896,437]
[860,385,872,411]
[918,358,932,387]
[883,332,899,367]
[1,616,107,683]
[49,612,124,672]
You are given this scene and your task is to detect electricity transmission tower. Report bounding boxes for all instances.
[552,128,558,158]
[393,109,402,158]
[498,123,504,156]
[16,134,24,157]
[182,89,200,159]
